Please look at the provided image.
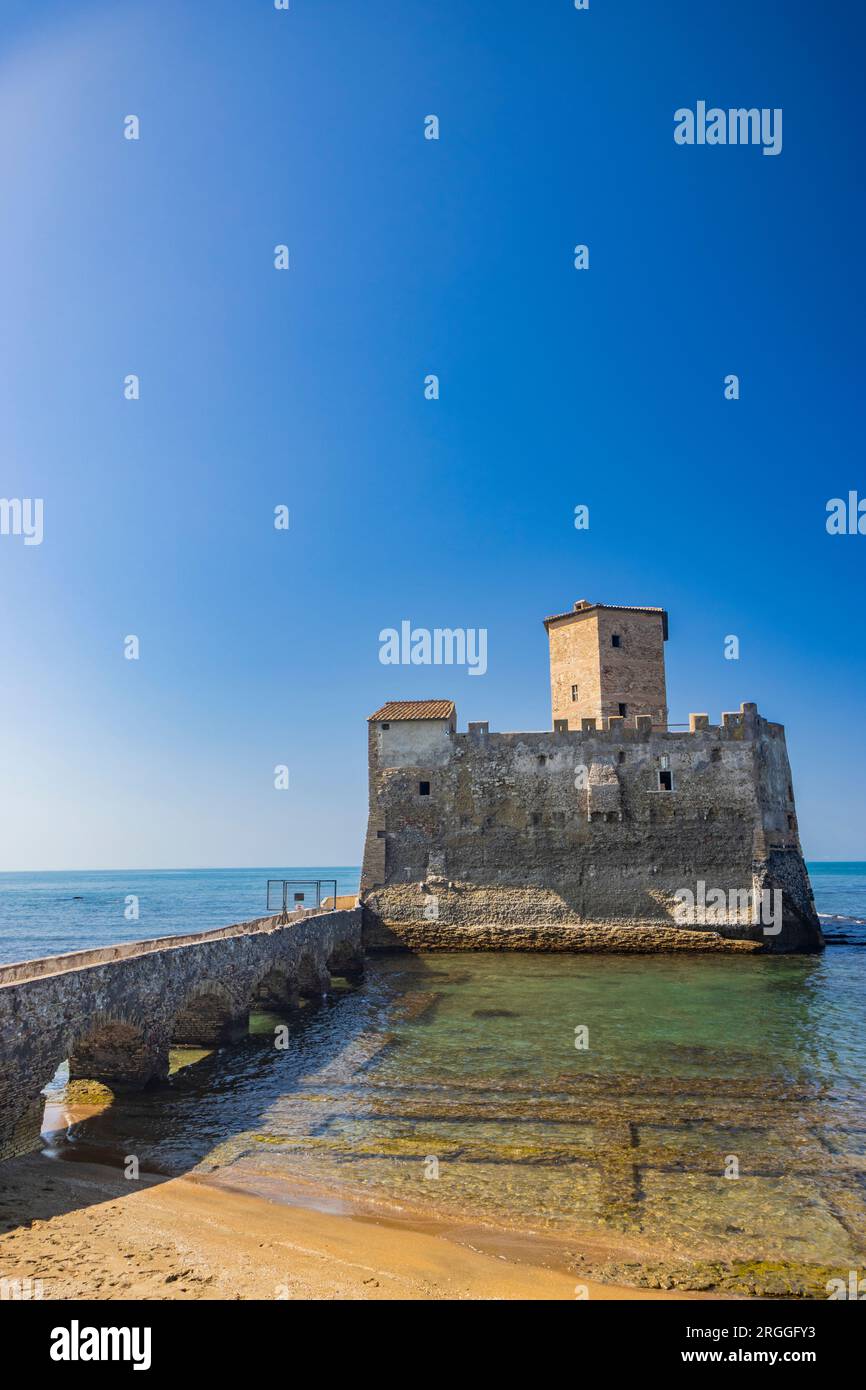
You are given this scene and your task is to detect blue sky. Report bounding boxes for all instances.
[0,0,863,868]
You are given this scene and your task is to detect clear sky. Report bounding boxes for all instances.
[0,0,863,869]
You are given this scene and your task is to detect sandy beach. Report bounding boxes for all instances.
[0,1152,720,1302]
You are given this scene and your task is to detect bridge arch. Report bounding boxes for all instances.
[21,1012,167,1155]
[326,939,365,981]
[67,1012,167,1090]
[250,966,296,1011]
[296,950,330,999]
[171,980,248,1046]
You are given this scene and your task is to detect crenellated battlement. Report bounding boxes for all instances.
[453,704,777,744]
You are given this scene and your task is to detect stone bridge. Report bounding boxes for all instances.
[0,907,363,1162]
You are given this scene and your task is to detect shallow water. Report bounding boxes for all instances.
[17,863,866,1291]
[42,944,866,1289]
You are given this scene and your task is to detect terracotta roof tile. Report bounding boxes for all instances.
[368,700,455,722]
[544,602,668,639]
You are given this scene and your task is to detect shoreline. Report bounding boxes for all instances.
[0,1151,726,1302]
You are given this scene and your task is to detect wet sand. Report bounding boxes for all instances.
[0,1152,719,1301]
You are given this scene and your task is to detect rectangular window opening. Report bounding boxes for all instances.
[611,634,621,648]
[571,684,579,701]
[419,780,430,796]
[618,703,627,718]
[658,769,673,792]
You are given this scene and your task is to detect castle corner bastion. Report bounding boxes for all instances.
[360,602,823,955]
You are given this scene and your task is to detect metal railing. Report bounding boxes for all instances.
[266,879,338,914]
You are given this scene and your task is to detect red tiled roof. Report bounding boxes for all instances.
[368,700,456,722]
[544,602,668,639]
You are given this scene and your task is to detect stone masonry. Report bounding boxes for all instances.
[0,907,363,1161]
[547,601,669,730]
[360,601,822,955]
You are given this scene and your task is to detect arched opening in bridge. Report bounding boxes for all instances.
[172,981,248,1047]
[39,1015,164,1151]
[326,942,365,991]
[295,952,331,1001]
[40,1060,114,1149]
[248,968,298,1036]
[251,968,296,1011]
[68,1018,160,1088]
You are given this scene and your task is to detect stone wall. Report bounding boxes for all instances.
[360,705,822,954]
[0,907,363,1162]
[547,604,668,729]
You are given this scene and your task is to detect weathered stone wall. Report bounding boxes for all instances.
[360,706,822,954]
[0,908,363,1162]
[594,607,668,728]
[548,605,668,729]
[548,607,602,727]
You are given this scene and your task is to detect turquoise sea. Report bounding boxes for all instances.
[0,862,863,965]
[3,863,865,1293]
[0,866,362,965]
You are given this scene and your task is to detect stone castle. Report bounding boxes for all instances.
[360,600,823,953]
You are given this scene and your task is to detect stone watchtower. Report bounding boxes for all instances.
[544,600,669,731]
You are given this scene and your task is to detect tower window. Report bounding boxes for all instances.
[571,684,579,701]
[611,634,621,648]
[618,703,627,718]
[658,769,673,792]
[381,722,390,730]
[419,781,430,796]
